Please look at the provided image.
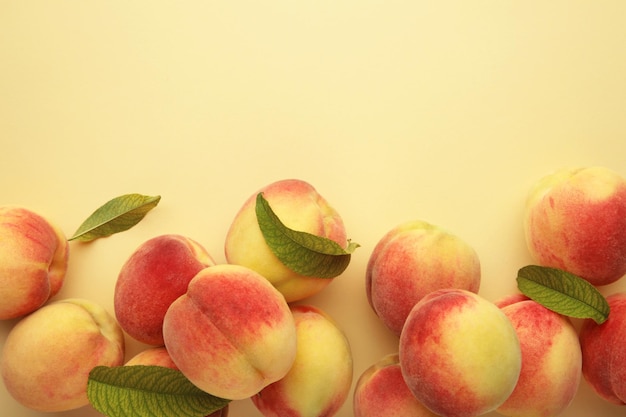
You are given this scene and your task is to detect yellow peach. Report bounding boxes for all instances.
[0,298,125,412]
[251,305,353,417]
[224,179,349,302]
[399,289,521,417]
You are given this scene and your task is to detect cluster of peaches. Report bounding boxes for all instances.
[1,166,626,417]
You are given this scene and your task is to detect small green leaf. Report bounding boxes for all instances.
[70,194,161,241]
[255,192,359,278]
[87,365,230,417]
[516,265,610,324]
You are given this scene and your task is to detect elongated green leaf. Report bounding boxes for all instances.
[255,192,359,278]
[516,265,610,324]
[70,194,161,241]
[87,365,230,417]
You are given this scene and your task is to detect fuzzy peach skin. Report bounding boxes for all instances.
[353,353,439,417]
[366,220,480,336]
[0,206,69,320]
[162,264,297,400]
[251,305,353,417]
[524,166,626,286]
[399,289,521,417]
[126,346,179,368]
[579,292,626,405]
[0,298,125,412]
[126,347,229,417]
[114,234,215,345]
[224,179,349,302]
[495,295,582,417]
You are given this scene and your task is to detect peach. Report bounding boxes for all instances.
[399,289,521,417]
[579,292,626,405]
[0,206,69,320]
[162,264,297,400]
[114,234,215,345]
[366,220,481,336]
[495,295,582,417]
[353,353,439,417]
[126,347,229,417]
[0,298,125,412]
[524,166,626,286]
[126,346,179,368]
[224,179,349,302]
[251,305,353,417]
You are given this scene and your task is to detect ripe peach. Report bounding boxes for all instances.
[126,346,178,368]
[126,347,229,417]
[353,353,439,417]
[579,292,626,405]
[524,166,626,286]
[162,264,297,400]
[0,298,125,412]
[366,220,481,336]
[399,289,521,417]
[224,179,349,302]
[495,295,582,417]
[251,305,353,417]
[114,234,215,345]
[0,206,69,320]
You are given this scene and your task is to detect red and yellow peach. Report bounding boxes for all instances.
[114,234,215,345]
[366,220,480,336]
[579,292,626,405]
[162,264,297,400]
[399,289,521,417]
[495,295,582,417]
[224,179,349,302]
[353,353,439,417]
[0,298,125,412]
[251,305,353,417]
[524,166,626,286]
[0,206,69,320]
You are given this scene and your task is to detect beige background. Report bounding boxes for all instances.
[2,1,626,416]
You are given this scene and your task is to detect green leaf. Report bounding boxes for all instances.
[516,265,610,324]
[255,192,359,278]
[87,365,230,417]
[69,194,161,241]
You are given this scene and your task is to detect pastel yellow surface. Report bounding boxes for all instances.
[2,1,626,416]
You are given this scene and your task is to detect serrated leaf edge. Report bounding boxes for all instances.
[516,265,610,324]
[255,192,359,278]
[69,194,161,241]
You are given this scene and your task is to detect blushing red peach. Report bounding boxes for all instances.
[0,298,125,412]
[353,353,439,417]
[114,234,215,345]
[162,264,297,400]
[579,292,626,405]
[399,289,521,417]
[0,206,69,320]
[224,179,349,302]
[524,166,626,286]
[126,347,229,417]
[366,220,480,336]
[495,295,582,417]
[251,305,353,417]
